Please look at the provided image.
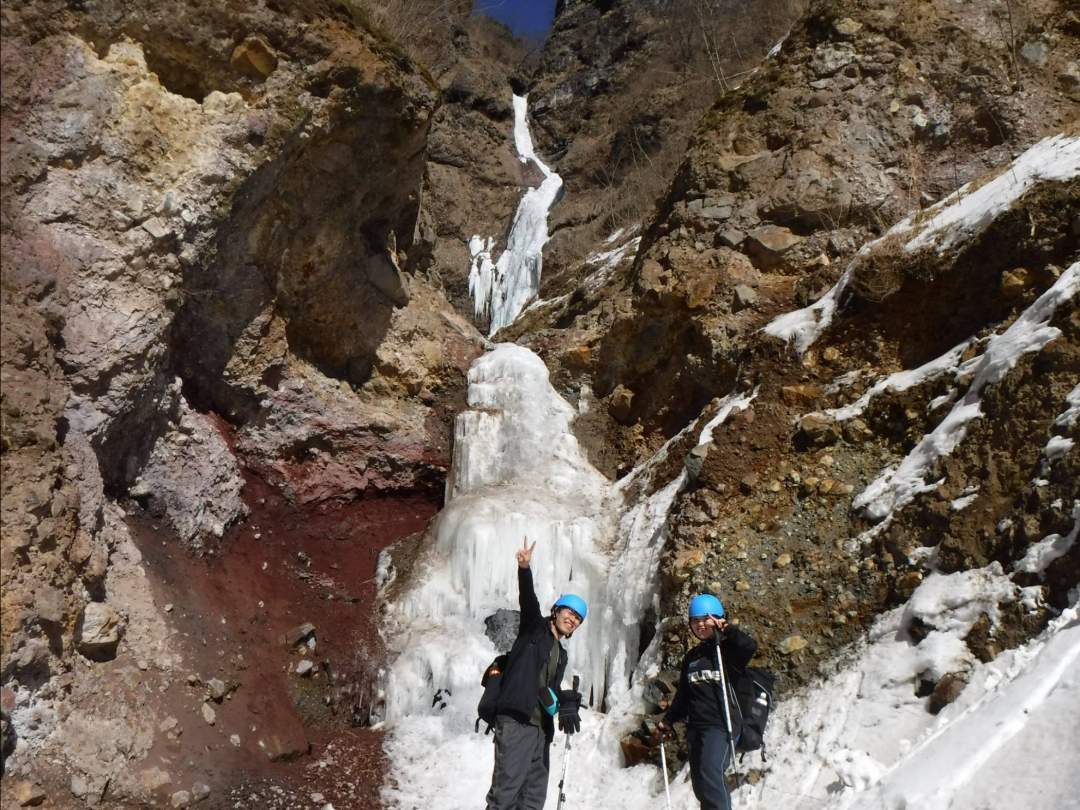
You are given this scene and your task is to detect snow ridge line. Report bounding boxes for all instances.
[854,262,1079,526]
[765,132,1080,355]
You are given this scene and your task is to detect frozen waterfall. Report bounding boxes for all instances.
[379,343,754,809]
[469,95,563,336]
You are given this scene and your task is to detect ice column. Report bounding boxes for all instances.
[469,95,563,336]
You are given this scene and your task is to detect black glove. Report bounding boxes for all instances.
[557,689,582,734]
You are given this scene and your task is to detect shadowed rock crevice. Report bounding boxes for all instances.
[174,84,433,421]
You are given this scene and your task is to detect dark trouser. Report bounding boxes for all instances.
[687,725,733,810]
[485,715,551,810]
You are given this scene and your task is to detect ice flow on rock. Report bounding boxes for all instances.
[469,95,563,336]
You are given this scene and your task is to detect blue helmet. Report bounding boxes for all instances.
[688,594,725,620]
[553,594,588,622]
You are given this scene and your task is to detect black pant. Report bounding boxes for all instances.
[485,715,550,810]
[688,726,733,810]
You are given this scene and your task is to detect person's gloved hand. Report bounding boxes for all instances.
[654,719,673,741]
[558,689,582,734]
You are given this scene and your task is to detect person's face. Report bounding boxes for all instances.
[554,607,583,637]
[690,615,722,641]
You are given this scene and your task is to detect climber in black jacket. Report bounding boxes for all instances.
[485,538,587,810]
[657,593,757,810]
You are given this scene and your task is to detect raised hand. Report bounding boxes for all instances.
[516,537,536,569]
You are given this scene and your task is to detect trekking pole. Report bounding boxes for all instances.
[714,626,742,789]
[658,739,673,810]
[556,675,580,810]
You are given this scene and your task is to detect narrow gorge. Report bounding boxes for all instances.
[1,1,1078,809]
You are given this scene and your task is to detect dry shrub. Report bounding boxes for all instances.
[345,0,470,68]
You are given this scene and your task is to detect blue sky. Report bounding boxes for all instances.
[473,0,557,39]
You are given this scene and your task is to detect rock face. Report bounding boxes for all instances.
[0,0,477,802]
[417,14,533,319]
[129,396,247,547]
[504,0,1079,695]
[527,0,799,295]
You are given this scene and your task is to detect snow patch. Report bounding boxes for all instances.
[827,339,971,421]
[1013,501,1080,576]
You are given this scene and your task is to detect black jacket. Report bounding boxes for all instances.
[664,626,757,731]
[494,567,567,741]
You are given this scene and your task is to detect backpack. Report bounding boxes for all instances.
[730,666,775,759]
[475,654,508,733]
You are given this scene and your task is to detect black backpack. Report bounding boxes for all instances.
[729,666,775,759]
[475,654,508,733]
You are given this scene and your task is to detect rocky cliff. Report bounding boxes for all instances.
[506,0,1079,766]
[1,1,482,805]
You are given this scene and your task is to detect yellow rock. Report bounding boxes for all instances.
[231,35,279,80]
[779,635,808,654]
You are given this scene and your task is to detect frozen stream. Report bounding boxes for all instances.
[469,95,563,336]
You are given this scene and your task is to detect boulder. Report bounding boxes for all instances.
[642,670,679,712]
[798,412,839,446]
[608,385,635,425]
[744,225,804,269]
[12,781,46,807]
[781,384,822,407]
[76,603,122,661]
[929,671,968,714]
[779,635,808,654]
[1020,40,1049,66]
[281,623,316,648]
[1000,267,1032,298]
[34,585,66,627]
[672,547,706,582]
[732,284,758,311]
[206,678,228,702]
[483,609,520,653]
[811,44,855,77]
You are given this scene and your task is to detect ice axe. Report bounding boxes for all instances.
[555,675,580,810]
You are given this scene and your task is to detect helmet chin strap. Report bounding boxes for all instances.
[551,609,574,639]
